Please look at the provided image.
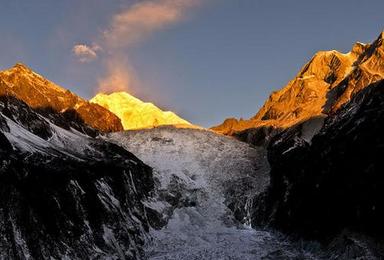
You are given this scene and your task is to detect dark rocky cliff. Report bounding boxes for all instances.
[0,95,155,259]
[252,80,384,256]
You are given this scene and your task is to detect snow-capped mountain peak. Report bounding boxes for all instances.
[91,91,194,130]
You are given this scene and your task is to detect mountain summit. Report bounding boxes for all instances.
[212,31,384,135]
[0,63,123,133]
[90,92,193,130]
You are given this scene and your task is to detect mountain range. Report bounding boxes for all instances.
[1,31,384,259]
[0,63,195,134]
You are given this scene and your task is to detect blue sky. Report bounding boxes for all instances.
[0,0,383,127]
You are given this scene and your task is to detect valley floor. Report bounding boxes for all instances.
[145,209,312,260]
[108,127,319,260]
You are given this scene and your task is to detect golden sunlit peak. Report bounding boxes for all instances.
[13,62,30,69]
[90,91,194,130]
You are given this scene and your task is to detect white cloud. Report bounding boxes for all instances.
[72,44,101,63]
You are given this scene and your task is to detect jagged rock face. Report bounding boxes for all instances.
[252,80,384,247]
[212,32,383,138]
[90,92,193,130]
[253,50,355,124]
[0,95,155,259]
[0,64,123,133]
[330,33,384,111]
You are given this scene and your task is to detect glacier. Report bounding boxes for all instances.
[108,126,320,259]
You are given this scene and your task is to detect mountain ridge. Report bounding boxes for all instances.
[212,31,384,136]
[0,63,123,133]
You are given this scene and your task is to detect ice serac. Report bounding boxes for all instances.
[212,31,383,137]
[90,92,193,130]
[0,63,123,133]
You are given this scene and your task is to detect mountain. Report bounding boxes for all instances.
[207,31,384,258]
[0,87,155,257]
[252,79,384,258]
[90,92,193,130]
[0,90,322,258]
[0,63,123,133]
[212,32,384,138]
[1,31,383,258]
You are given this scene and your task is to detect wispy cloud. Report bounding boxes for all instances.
[97,57,137,93]
[72,44,101,63]
[73,0,199,93]
[104,0,197,49]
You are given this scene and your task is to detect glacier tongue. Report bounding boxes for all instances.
[108,127,317,259]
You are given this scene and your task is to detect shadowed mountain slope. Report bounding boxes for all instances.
[0,94,155,259]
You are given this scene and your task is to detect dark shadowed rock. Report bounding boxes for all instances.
[0,95,155,259]
[252,80,384,257]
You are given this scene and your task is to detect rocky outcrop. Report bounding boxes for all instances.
[212,32,384,142]
[0,95,154,259]
[252,79,384,250]
[233,126,281,147]
[0,64,123,133]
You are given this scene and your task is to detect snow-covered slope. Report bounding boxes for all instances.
[91,92,193,130]
[108,127,318,259]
